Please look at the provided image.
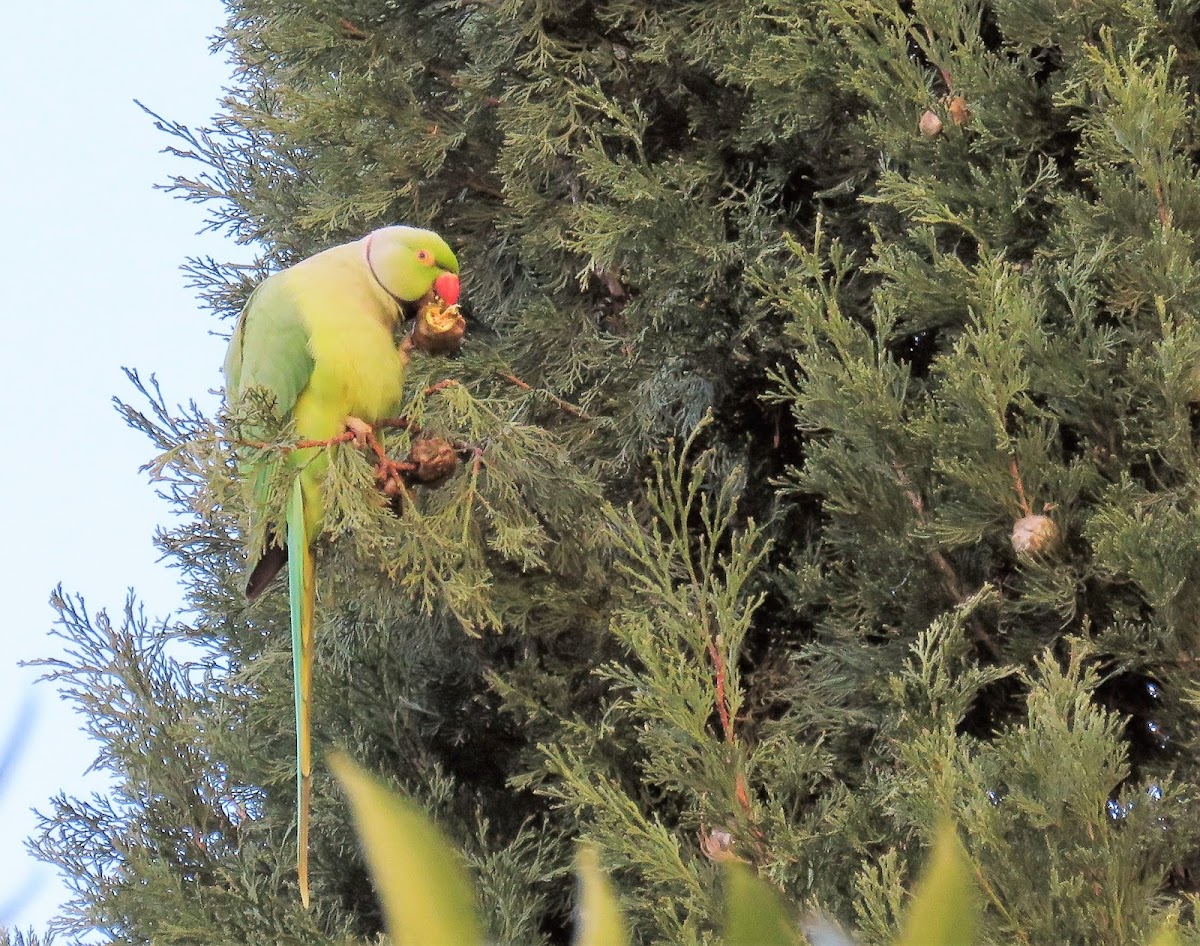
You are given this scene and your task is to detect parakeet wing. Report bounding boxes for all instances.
[224,279,315,419]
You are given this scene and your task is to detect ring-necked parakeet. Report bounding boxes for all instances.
[223,226,461,907]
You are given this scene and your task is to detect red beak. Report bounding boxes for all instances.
[434,272,460,306]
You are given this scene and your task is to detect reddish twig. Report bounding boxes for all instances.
[376,417,417,432]
[242,422,395,476]
[295,431,356,450]
[891,458,1000,659]
[1009,455,1033,518]
[237,430,358,453]
[499,372,593,420]
[707,637,735,744]
[424,379,460,397]
[735,774,754,822]
[923,26,954,90]
[706,635,764,853]
[1155,181,1173,229]
[466,444,485,476]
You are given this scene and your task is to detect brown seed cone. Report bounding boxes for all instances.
[376,464,410,499]
[946,95,971,126]
[919,110,944,138]
[407,437,458,487]
[1011,514,1060,556]
[407,300,466,356]
[379,438,459,516]
[699,827,747,863]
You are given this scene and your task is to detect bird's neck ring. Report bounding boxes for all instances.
[363,232,406,312]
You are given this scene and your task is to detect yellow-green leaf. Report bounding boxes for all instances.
[895,821,978,946]
[1145,923,1182,946]
[573,845,629,946]
[329,751,484,946]
[723,862,800,946]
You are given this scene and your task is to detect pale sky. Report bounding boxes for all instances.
[0,2,237,934]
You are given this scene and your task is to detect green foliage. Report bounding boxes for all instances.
[723,863,802,946]
[26,0,1200,943]
[329,752,482,946]
[528,429,773,943]
[327,752,790,946]
[0,931,50,946]
[893,824,976,946]
[326,756,1194,946]
[574,846,630,946]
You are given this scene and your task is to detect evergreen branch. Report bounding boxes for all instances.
[422,379,460,397]
[920,25,954,92]
[59,3,1200,940]
[1153,180,1172,230]
[463,177,506,199]
[338,18,370,40]
[498,371,594,420]
[890,457,1000,659]
[707,636,734,744]
[1009,456,1033,518]
[968,859,1033,946]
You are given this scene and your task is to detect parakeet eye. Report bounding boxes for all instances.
[416,249,434,265]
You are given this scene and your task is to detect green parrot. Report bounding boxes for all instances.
[223,225,461,907]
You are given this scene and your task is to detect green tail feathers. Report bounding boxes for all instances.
[286,478,316,908]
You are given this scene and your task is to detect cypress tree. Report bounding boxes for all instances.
[18,0,1200,943]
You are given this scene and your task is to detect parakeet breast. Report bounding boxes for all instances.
[301,317,406,432]
[287,244,408,440]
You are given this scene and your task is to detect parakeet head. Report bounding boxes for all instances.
[365,225,461,307]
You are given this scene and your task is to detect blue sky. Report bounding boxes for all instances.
[0,2,237,933]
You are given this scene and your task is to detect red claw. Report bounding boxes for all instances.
[434,272,460,306]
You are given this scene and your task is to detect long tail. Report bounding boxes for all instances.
[286,477,316,908]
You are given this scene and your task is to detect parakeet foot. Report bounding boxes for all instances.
[375,436,464,514]
[344,416,374,449]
